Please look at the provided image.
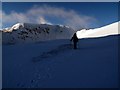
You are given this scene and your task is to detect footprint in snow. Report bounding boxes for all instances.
[32,44,73,62]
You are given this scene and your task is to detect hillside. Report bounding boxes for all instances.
[77,22,119,38]
[2,23,74,44]
[2,22,119,45]
[2,21,119,88]
[3,35,118,88]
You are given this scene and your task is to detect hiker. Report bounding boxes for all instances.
[70,33,79,49]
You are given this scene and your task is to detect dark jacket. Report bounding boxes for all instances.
[70,33,78,43]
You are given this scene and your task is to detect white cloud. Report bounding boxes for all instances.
[2,5,97,30]
[36,16,52,25]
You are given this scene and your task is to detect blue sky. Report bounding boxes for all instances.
[2,2,118,29]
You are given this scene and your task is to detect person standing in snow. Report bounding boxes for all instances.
[70,33,79,49]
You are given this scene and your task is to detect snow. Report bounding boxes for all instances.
[3,35,118,88]
[2,23,74,44]
[2,22,119,44]
[2,22,119,88]
[77,22,119,38]
[11,23,24,30]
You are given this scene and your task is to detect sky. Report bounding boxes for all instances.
[1,2,118,30]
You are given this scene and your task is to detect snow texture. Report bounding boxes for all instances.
[3,35,118,88]
[2,22,119,88]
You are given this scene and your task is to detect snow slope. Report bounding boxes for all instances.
[77,22,119,38]
[2,23,74,44]
[2,22,119,88]
[3,35,118,88]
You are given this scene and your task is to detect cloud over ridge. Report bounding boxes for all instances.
[2,5,97,29]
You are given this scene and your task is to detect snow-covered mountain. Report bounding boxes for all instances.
[2,22,119,44]
[2,23,74,44]
[2,22,119,88]
[77,22,119,38]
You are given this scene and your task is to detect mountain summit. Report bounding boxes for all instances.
[2,23,74,44]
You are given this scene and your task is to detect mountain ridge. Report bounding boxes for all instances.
[2,23,74,44]
[76,22,119,38]
[1,21,119,44]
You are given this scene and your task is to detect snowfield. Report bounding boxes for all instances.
[77,22,119,38]
[3,35,119,88]
[2,22,119,88]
